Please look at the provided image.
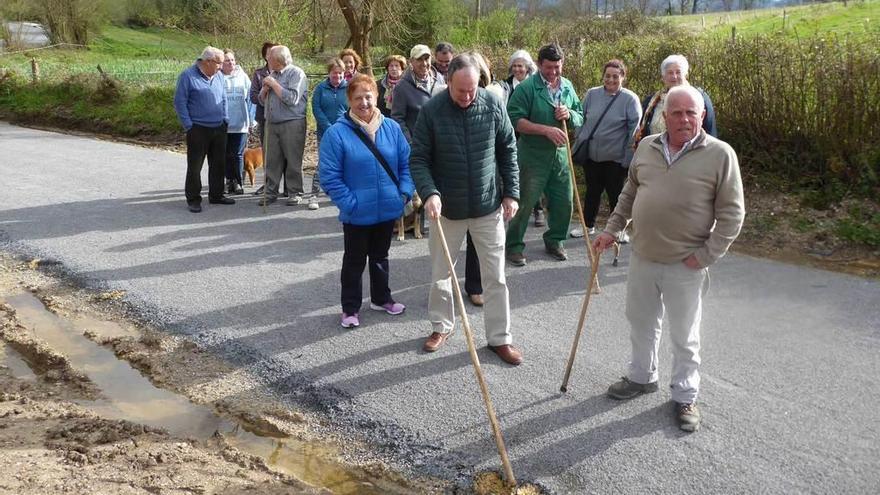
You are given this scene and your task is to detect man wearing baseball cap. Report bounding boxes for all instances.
[390,44,447,144]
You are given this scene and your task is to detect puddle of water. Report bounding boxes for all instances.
[1,291,413,494]
[0,342,37,381]
[73,315,140,340]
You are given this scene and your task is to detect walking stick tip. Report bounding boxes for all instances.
[559,385,567,393]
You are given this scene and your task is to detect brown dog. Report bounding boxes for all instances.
[396,192,423,241]
[243,147,264,187]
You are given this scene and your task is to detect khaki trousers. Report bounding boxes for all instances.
[625,253,710,404]
[428,209,512,346]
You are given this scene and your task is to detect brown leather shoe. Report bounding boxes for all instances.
[545,245,568,261]
[468,293,484,307]
[488,344,523,366]
[506,252,526,266]
[423,331,451,352]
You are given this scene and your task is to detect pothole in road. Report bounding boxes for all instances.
[1,289,416,494]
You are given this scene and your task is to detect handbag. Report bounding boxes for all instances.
[346,115,415,216]
[572,91,621,165]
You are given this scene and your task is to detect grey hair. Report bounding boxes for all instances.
[268,45,293,66]
[665,85,704,112]
[447,53,481,82]
[508,49,537,76]
[660,54,689,77]
[199,46,224,62]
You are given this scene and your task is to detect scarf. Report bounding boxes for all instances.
[383,75,401,109]
[349,107,383,142]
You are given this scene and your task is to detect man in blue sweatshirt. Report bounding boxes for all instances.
[173,46,234,213]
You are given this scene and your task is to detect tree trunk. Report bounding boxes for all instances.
[692,0,699,14]
[337,0,374,76]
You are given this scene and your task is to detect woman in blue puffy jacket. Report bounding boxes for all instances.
[319,74,415,329]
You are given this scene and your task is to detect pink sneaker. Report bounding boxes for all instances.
[369,301,405,315]
[340,312,360,328]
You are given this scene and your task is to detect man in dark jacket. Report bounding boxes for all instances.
[410,54,522,365]
[390,44,446,143]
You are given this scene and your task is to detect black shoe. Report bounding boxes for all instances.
[233,183,244,195]
[187,202,202,213]
[209,197,235,205]
[258,197,276,207]
[607,377,659,400]
[254,185,265,196]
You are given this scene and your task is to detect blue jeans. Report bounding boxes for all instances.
[225,132,247,185]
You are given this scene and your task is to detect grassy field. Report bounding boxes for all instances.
[668,0,880,38]
[0,25,326,86]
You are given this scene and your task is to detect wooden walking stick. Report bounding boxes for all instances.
[560,240,602,392]
[433,217,517,487]
[260,101,271,215]
[561,119,600,295]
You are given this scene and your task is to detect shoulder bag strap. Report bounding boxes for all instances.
[346,114,400,188]
[584,91,621,144]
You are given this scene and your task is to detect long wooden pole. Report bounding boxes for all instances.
[560,246,601,392]
[562,119,600,295]
[433,217,516,487]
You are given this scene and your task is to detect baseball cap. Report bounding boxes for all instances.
[410,44,431,60]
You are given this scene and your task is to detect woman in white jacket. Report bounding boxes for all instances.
[221,49,255,194]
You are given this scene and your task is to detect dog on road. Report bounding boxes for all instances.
[243,147,264,187]
[395,192,423,241]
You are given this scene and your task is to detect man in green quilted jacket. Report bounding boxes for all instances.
[505,43,584,266]
[410,53,523,365]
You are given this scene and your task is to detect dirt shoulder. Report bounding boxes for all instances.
[0,253,448,494]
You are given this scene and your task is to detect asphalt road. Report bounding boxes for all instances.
[2,122,878,493]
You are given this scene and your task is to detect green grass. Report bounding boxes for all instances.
[667,0,880,38]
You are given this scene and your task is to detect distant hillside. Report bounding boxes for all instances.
[666,0,879,37]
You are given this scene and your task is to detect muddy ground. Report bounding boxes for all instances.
[0,253,479,494]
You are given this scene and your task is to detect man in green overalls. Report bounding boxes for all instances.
[505,43,584,266]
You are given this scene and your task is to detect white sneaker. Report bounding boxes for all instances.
[570,228,584,238]
[308,196,319,210]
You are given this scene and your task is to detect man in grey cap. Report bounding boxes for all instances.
[390,44,446,143]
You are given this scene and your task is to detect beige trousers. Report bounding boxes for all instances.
[428,209,512,346]
[625,253,710,404]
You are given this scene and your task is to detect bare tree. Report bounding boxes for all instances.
[336,0,411,75]
[337,0,375,75]
[36,0,104,45]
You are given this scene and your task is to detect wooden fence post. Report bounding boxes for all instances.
[30,57,39,84]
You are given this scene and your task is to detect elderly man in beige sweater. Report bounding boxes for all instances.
[593,85,745,432]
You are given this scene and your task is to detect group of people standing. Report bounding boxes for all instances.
[173,41,744,433]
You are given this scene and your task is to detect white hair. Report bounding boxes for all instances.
[508,49,537,76]
[666,85,704,112]
[660,54,690,77]
[268,45,293,66]
[199,46,224,62]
